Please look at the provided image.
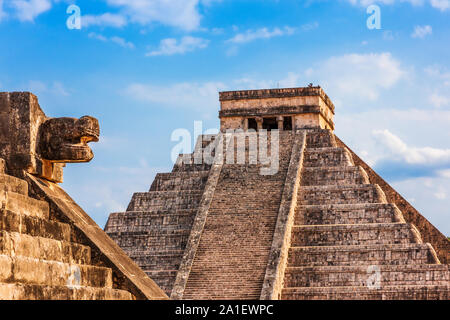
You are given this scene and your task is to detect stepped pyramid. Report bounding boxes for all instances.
[0,92,166,300]
[105,86,449,300]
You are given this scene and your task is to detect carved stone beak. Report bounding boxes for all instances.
[39,116,100,163]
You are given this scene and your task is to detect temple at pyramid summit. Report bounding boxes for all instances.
[105,86,449,300]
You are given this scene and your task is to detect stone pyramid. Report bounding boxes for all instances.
[105,87,449,300]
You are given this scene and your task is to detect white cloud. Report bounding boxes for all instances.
[373,129,450,165]
[226,26,296,44]
[347,0,424,6]
[110,36,135,49]
[424,65,450,86]
[104,0,203,30]
[232,72,301,90]
[124,81,227,111]
[424,66,450,107]
[430,0,450,10]
[300,22,319,31]
[10,0,51,22]
[27,80,70,96]
[434,191,447,199]
[0,0,6,21]
[438,169,450,178]
[306,52,406,103]
[52,81,70,96]
[88,32,135,49]
[347,0,450,10]
[88,32,107,42]
[429,93,450,107]
[383,30,395,41]
[146,36,209,56]
[82,13,127,28]
[391,176,450,234]
[411,25,432,38]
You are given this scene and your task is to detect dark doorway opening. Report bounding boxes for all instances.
[248,118,257,131]
[283,116,292,130]
[263,117,278,131]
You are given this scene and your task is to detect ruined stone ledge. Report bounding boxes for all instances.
[295,203,404,225]
[292,222,422,247]
[304,147,354,167]
[287,243,439,266]
[305,129,337,148]
[284,264,449,287]
[0,209,71,241]
[219,105,320,117]
[281,284,450,300]
[219,87,335,113]
[0,283,133,300]
[0,174,28,196]
[0,254,112,288]
[301,166,370,186]
[0,230,91,264]
[300,184,387,205]
[0,190,49,220]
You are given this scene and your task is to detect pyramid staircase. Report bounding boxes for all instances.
[281,130,449,300]
[0,159,133,300]
[182,131,294,300]
[105,135,216,295]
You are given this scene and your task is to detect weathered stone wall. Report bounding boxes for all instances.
[220,117,245,131]
[219,87,335,131]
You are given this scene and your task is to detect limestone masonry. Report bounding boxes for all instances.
[0,92,167,300]
[106,86,449,300]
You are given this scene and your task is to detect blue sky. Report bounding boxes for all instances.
[1,0,450,234]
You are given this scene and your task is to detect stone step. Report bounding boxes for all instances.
[0,210,71,242]
[150,171,210,192]
[108,230,191,252]
[284,264,449,288]
[183,292,261,300]
[108,208,196,220]
[306,130,336,148]
[295,203,405,225]
[143,269,178,296]
[105,210,196,231]
[300,184,387,205]
[106,209,196,233]
[0,174,28,196]
[172,157,212,173]
[0,283,133,300]
[107,223,194,233]
[0,254,112,288]
[291,223,422,246]
[304,147,354,167]
[129,252,184,270]
[301,166,369,186]
[0,191,49,219]
[126,191,203,211]
[287,243,439,266]
[173,164,212,173]
[0,231,90,264]
[281,285,450,300]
